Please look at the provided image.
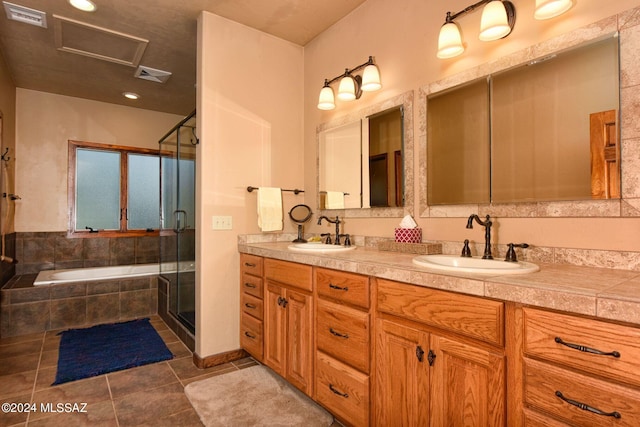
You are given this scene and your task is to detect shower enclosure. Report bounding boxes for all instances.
[159,110,197,334]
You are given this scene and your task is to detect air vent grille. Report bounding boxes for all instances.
[135,65,172,83]
[3,1,47,28]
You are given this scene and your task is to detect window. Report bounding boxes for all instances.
[68,140,161,237]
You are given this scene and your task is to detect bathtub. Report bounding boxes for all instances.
[33,262,195,286]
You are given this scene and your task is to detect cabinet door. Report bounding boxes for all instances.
[264,282,286,376]
[374,318,430,427]
[429,335,505,427]
[285,288,313,395]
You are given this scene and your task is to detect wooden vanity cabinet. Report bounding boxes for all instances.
[264,259,314,396]
[314,268,371,427]
[239,254,264,360]
[521,307,640,426]
[374,278,506,427]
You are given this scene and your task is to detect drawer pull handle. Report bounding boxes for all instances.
[277,297,288,308]
[245,303,257,309]
[244,282,257,289]
[244,331,256,339]
[329,384,349,398]
[554,337,621,358]
[329,328,349,339]
[555,391,621,419]
[329,283,349,291]
[244,262,257,267]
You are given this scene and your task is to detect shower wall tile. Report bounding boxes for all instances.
[110,238,135,266]
[136,236,159,264]
[83,238,110,264]
[55,235,83,262]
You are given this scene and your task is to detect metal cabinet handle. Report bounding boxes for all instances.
[329,328,349,339]
[427,349,436,366]
[416,346,424,362]
[244,282,257,289]
[277,297,288,308]
[555,391,621,418]
[555,337,620,358]
[329,283,349,291]
[329,384,349,398]
[244,262,256,267]
[244,331,256,339]
[244,303,257,309]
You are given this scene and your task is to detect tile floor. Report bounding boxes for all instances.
[0,315,259,426]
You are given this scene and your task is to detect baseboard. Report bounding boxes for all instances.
[193,348,249,369]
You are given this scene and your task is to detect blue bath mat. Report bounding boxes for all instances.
[53,318,173,385]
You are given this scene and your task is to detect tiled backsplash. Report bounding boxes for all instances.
[12,232,161,276]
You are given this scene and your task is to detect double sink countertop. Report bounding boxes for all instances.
[238,241,640,327]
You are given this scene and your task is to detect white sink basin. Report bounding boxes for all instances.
[288,243,356,253]
[412,254,539,275]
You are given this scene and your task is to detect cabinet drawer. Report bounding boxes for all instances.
[376,278,504,346]
[241,292,263,320]
[522,408,572,427]
[240,254,263,275]
[241,273,263,299]
[524,358,640,427]
[240,312,263,360]
[264,259,312,292]
[523,307,640,387]
[316,351,369,427]
[316,268,370,309]
[317,299,370,373]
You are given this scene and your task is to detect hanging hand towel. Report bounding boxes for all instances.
[257,187,283,232]
[325,191,345,209]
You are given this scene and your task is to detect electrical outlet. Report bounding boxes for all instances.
[212,215,232,230]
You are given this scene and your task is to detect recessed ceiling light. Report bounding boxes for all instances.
[123,92,140,100]
[69,0,96,12]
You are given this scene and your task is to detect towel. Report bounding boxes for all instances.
[257,187,283,231]
[325,191,345,209]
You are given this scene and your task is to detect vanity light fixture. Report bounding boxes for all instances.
[317,56,381,110]
[437,0,516,59]
[69,0,97,12]
[534,0,573,20]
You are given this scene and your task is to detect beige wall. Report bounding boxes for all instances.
[196,12,304,357]
[0,51,16,234]
[304,0,640,251]
[14,89,183,232]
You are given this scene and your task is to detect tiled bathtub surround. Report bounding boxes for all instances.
[13,232,161,276]
[0,275,157,337]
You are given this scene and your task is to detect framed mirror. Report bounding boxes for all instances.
[317,90,414,218]
[425,33,620,206]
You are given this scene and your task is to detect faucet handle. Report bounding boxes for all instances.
[339,234,351,247]
[461,239,471,257]
[505,243,529,262]
[321,233,332,244]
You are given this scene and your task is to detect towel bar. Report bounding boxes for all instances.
[247,186,304,195]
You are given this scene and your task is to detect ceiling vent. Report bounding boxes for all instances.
[3,1,47,28]
[135,65,172,84]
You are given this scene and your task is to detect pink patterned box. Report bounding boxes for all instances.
[394,228,422,243]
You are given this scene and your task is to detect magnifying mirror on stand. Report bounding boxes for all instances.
[289,204,313,243]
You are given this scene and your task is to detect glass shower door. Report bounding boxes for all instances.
[159,111,196,333]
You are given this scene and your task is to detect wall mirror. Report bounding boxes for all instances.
[317,91,414,217]
[427,34,620,205]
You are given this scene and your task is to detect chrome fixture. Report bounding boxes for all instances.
[317,56,382,110]
[505,243,529,262]
[466,214,493,259]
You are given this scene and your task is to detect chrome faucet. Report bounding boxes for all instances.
[466,214,493,259]
[317,215,343,245]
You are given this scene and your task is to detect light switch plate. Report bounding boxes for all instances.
[212,215,232,230]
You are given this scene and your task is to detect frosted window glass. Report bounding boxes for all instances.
[76,149,120,230]
[128,154,160,230]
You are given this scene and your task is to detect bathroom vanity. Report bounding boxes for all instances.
[238,241,640,426]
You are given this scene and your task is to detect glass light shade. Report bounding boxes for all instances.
[69,0,97,12]
[479,1,512,41]
[534,0,573,20]
[337,75,357,101]
[437,22,464,59]
[361,64,382,92]
[317,86,335,110]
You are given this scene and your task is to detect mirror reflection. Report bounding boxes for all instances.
[427,34,620,205]
[319,105,405,209]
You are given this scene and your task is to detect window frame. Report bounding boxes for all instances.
[68,140,167,238]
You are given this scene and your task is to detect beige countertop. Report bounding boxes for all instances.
[238,241,640,326]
